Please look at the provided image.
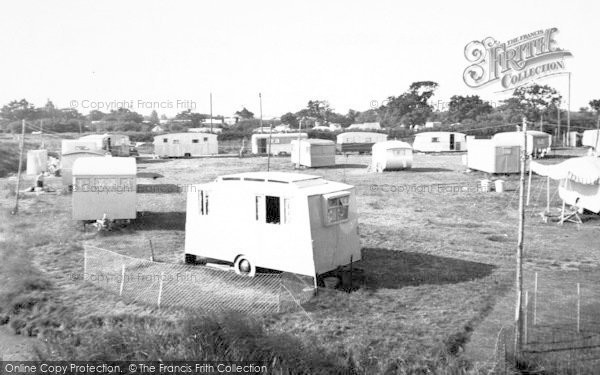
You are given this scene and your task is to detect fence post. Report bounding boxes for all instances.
[524,291,529,345]
[157,271,165,308]
[119,264,126,296]
[83,246,87,281]
[148,238,155,262]
[577,283,581,333]
[534,272,538,326]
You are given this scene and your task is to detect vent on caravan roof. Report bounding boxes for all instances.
[244,177,265,182]
[267,179,288,184]
[221,177,240,181]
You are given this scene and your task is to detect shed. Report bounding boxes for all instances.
[466,138,520,174]
[184,172,361,279]
[79,133,131,156]
[71,157,137,221]
[492,131,551,157]
[291,139,336,167]
[412,132,466,152]
[26,150,48,175]
[153,133,218,157]
[582,130,600,151]
[251,133,308,155]
[371,141,413,171]
[336,132,388,153]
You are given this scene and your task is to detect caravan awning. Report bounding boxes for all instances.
[530,156,600,185]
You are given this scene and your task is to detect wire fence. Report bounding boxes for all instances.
[83,245,316,316]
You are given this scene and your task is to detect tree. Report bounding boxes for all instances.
[280,112,299,128]
[378,81,438,128]
[88,110,105,121]
[447,95,493,123]
[149,110,160,125]
[235,107,254,120]
[1,99,36,121]
[589,99,600,113]
[354,109,379,124]
[511,84,561,131]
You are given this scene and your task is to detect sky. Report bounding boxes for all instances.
[0,0,597,118]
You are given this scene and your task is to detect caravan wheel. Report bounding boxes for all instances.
[234,256,256,277]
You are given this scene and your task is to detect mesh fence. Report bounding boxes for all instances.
[83,245,316,316]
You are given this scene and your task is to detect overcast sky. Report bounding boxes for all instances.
[0,0,596,118]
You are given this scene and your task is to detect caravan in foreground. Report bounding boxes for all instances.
[184,172,361,279]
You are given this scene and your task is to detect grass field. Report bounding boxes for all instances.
[1,141,599,373]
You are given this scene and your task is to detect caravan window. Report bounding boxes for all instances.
[255,196,285,224]
[173,140,180,144]
[431,137,440,143]
[198,190,209,215]
[324,194,350,225]
[163,138,168,143]
[192,139,199,143]
[203,137,208,142]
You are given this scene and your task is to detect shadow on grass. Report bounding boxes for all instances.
[134,211,185,231]
[408,167,453,173]
[137,184,180,194]
[313,164,368,169]
[137,172,164,179]
[357,248,495,290]
[136,158,171,164]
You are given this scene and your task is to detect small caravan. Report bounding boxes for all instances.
[582,130,600,151]
[60,140,106,187]
[71,157,137,221]
[336,132,388,153]
[412,132,466,152]
[79,133,131,156]
[466,138,520,174]
[251,133,308,155]
[153,133,218,157]
[291,139,336,167]
[492,131,551,157]
[184,172,361,279]
[371,141,413,171]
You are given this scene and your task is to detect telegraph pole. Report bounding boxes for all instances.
[210,92,213,133]
[566,72,571,146]
[515,116,528,353]
[12,119,26,215]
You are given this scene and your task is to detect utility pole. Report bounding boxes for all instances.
[12,119,26,215]
[260,93,270,171]
[210,92,213,133]
[40,119,44,148]
[296,117,303,169]
[557,107,561,147]
[566,72,571,146]
[515,116,528,353]
[595,113,600,156]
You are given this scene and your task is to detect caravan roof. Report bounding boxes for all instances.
[72,157,136,176]
[373,140,412,150]
[211,171,353,195]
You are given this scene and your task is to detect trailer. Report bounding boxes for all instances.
[466,138,520,174]
[582,130,600,151]
[291,139,336,167]
[71,157,136,221]
[78,133,131,157]
[336,132,387,153]
[492,131,551,157]
[412,132,466,152]
[184,172,361,279]
[371,141,413,171]
[153,132,218,157]
[251,133,308,155]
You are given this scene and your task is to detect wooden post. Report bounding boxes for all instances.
[515,117,527,354]
[526,157,532,206]
[534,272,538,326]
[148,238,155,262]
[524,291,529,345]
[12,119,26,215]
[157,271,165,307]
[119,264,126,296]
[577,283,581,332]
[566,72,571,146]
[546,176,550,214]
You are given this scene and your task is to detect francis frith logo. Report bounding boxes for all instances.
[463,27,572,90]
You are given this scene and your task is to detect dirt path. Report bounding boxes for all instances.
[0,326,36,360]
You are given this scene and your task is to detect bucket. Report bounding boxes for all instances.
[480,179,491,192]
[323,276,340,289]
[494,180,505,193]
